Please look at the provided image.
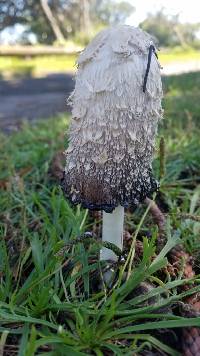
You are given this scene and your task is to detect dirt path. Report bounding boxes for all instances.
[0,73,74,133]
[162,60,200,75]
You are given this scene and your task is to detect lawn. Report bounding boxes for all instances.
[0,48,200,78]
[160,47,200,64]
[0,54,77,79]
[0,71,200,355]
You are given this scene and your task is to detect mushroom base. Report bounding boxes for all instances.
[61,169,159,213]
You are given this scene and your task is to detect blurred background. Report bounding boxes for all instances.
[0,0,200,132]
[1,3,200,352]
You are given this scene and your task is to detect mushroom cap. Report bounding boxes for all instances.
[62,25,163,213]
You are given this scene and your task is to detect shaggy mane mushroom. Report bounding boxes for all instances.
[62,25,163,262]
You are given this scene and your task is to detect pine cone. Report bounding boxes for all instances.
[169,245,195,279]
[164,262,178,277]
[182,327,200,355]
[170,245,193,264]
[185,293,200,312]
[123,232,144,257]
[124,234,144,264]
[181,304,200,355]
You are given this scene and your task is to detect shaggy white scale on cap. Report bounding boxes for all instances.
[62,25,163,213]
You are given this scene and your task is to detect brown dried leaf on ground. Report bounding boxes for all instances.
[0,166,32,191]
[0,178,10,190]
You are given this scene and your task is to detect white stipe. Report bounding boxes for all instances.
[100,205,124,261]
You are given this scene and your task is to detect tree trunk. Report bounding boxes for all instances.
[40,0,65,43]
[174,25,187,47]
[80,0,91,35]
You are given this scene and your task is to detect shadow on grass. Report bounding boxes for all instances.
[0,72,74,133]
[0,72,74,96]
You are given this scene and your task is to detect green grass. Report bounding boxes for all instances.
[0,72,200,355]
[0,47,200,79]
[0,55,77,79]
[163,71,200,128]
[160,47,200,64]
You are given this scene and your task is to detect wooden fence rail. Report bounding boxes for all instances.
[0,45,82,56]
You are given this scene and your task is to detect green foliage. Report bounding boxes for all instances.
[140,10,200,48]
[0,55,77,79]
[0,0,134,45]
[0,72,200,354]
[160,48,200,66]
[93,0,134,26]
[0,0,55,44]
[163,71,200,129]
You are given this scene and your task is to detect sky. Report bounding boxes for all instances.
[126,0,200,26]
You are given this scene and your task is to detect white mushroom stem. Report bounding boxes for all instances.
[100,206,124,261]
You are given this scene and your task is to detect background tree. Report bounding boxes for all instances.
[93,0,134,26]
[0,0,134,45]
[0,0,55,44]
[40,0,65,43]
[140,9,200,48]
